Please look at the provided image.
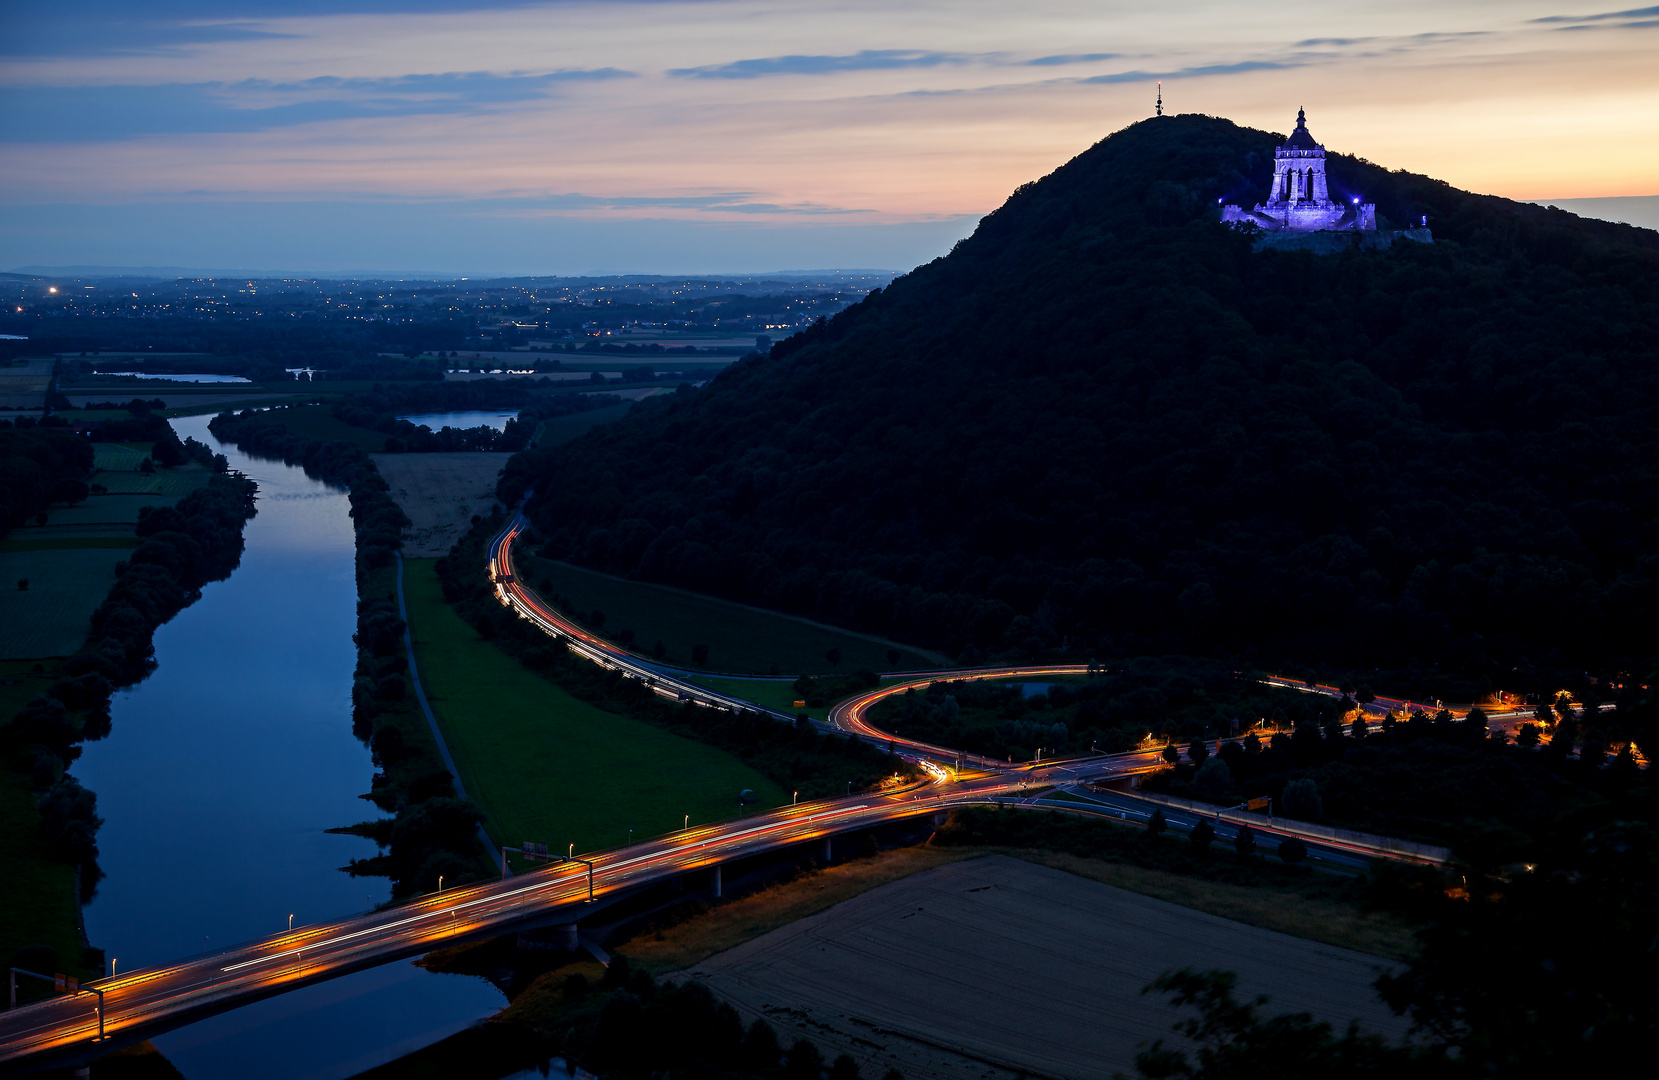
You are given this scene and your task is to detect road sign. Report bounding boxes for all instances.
[1246,797,1271,812]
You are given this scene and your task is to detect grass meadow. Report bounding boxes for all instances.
[0,548,129,659]
[401,560,788,863]
[514,555,946,676]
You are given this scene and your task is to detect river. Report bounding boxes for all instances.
[72,415,504,1079]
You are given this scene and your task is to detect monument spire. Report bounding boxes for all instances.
[1156,81,1162,116]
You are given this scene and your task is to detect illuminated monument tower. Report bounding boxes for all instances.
[1222,108,1375,232]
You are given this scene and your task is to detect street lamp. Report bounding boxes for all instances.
[793,791,798,805]
[684,814,689,831]
[110,959,116,978]
[288,914,294,932]
[437,875,444,894]
[568,842,574,858]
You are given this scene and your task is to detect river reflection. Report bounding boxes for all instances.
[73,414,503,1079]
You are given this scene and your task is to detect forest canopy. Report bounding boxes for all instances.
[518,114,1659,684]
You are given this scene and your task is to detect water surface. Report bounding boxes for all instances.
[74,414,502,1079]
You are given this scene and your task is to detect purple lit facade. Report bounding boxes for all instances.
[1222,108,1376,232]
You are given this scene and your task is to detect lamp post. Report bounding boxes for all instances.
[793,791,798,805]
[683,814,689,831]
[437,875,444,894]
[288,914,294,932]
[110,959,116,978]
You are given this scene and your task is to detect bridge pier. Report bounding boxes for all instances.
[822,836,833,864]
[519,922,580,951]
[711,864,722,899]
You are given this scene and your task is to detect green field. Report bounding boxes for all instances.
[401,560,788,861]
[513,555,947,675]
[91,443,152,470]
[0,537,140,553]
[0,549,130,659]
[534,402,633,448]
[0,446,214,659]
[0,662,87,980]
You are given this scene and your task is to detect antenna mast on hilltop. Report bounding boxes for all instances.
[1156,81,1163,116]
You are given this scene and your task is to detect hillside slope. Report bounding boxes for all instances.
[513,114,1659,684]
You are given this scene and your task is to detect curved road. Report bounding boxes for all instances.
[0,514,1447,1068]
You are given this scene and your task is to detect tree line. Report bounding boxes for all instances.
[1,467,257,900]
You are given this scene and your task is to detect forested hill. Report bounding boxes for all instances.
[515,113,1659,685]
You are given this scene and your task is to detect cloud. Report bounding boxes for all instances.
[472,193,874,216]
[669,50,988,79]
[0,70,634,142]
[1082,60,1295,85]
[1530,5,1659,22]
[1024,53,1119,66]
[2,19,299,59]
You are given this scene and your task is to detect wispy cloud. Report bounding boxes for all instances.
[0,70,634,142]
[668,49,1120,79]
[1082,60,1296,85]
[474,193,874,217]
[670,50,986,79]
[1530,4,1659,22]
[1024,53,1119,66]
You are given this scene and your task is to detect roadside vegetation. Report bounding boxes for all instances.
[400,557,788,854]
[496,549,940,675]
[1,408,257,984]
[432,513,916,803]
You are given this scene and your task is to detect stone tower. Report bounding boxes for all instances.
[1222,108,1375,232]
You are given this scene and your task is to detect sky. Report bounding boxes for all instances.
[2,0,1656,275]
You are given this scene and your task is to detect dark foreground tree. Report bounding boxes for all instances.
[1131,968,1433,1079]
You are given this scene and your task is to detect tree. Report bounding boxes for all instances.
[1349,714,1367,741]
[1233,823,1256,859]
[785,1039,824,1080]
[740,1018,782,1071]
[825,647,842,668]
[1188,737,1210,765]
[1516,723,1540,747]
[1194,758,1233,801]
[38,776,101,863]
[1147,807,1168,836]
[886,648,901,667]
[1277,836,1307,864]
[1132,969,1421,1078]
[1281,778,1322,821]
[829,1053,862,1080]
[1191,819,1215,850]
[1162,743,1182,765]
[1378,816,1656,1077]
[691,643,710,667]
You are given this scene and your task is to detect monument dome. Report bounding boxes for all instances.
[1222,108,1375,232]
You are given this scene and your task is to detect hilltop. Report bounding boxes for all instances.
[512,113,1659,689]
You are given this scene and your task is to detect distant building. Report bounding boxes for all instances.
[1221,108,1375,233]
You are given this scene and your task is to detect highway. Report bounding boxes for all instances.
[0,514,1456,1068]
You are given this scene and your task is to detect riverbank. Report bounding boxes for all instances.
[1,435,258,986]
